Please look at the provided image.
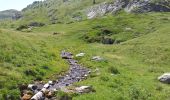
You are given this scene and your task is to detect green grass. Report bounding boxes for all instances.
[0,12,170,99]
[15,0,113,25]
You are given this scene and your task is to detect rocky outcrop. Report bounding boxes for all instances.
[87,0,127,19]
[125,0,170,13]
[87,0,170,19]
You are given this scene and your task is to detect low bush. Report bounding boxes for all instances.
[108,66,120,74]
[16,25,28,31]
[28,22,45,27]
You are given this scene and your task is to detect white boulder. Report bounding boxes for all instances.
[76,53,85,57]
[158,73,170,84]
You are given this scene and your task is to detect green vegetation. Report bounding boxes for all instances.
[17,0,112,24]
[0,11,170,99]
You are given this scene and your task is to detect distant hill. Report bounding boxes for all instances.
[0,9,22,20]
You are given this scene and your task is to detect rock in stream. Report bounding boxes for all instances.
[20,51,91,100]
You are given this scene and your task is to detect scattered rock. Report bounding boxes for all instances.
[22,94,32,100]
[125,27,132,31]
[75,86,94,94]
[76,53,85,57]
[60,85,95,94]
[43,83,50,89]
[61,51,73,59]
[28,84,37,91]
[25,51,91,99]
[48,81,54,85]
[92,56,103,61]
[46,91,55,98]
[158,73,170,84]
[30,91,45,100]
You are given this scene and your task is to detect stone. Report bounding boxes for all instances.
[26,51,91,99]
[76,53,85,57]
[48,81,53,85]
[61,51,73,59]
[28,84,37,90]
[46,91,55,98]
[158,73,170,84]
[125,27,132,31]
[75,86,93,93]
[92,56,103,61]
[43,83,50,89]
[22,94,32,100]
[31,91,45,100]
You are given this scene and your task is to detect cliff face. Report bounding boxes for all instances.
[87,0,170,19]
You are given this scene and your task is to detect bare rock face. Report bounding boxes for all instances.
[87,0,170,19]
[125,0,170,13]
[87,0,127,19]
[158,73,170,84]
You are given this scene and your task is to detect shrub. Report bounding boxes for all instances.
[28,22,45,27]
[129,86,151,100]
[97,29,113,36]
[24,69,36,76]
[101,37,114,44]
[108,66,120,74]
[16,25,28,31]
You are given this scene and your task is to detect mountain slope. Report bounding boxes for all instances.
[0,12,170,99]
[0,0,170,100]
[0,9,21,20]
[17,0,170,24]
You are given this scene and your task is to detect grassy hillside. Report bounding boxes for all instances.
[17,0,112,24]
[0,12,170,99]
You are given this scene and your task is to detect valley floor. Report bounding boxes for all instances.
[0,12,170,100]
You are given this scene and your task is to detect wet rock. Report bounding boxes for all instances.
[61,51,73,59]
[22,94,32,100]
[31,91,45,100]
[44,83,50,89]
[158,73,170,84]
[46,91,55,98]
[24,51,90,99]
[28,84,37,90]
[48,81,54,85]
